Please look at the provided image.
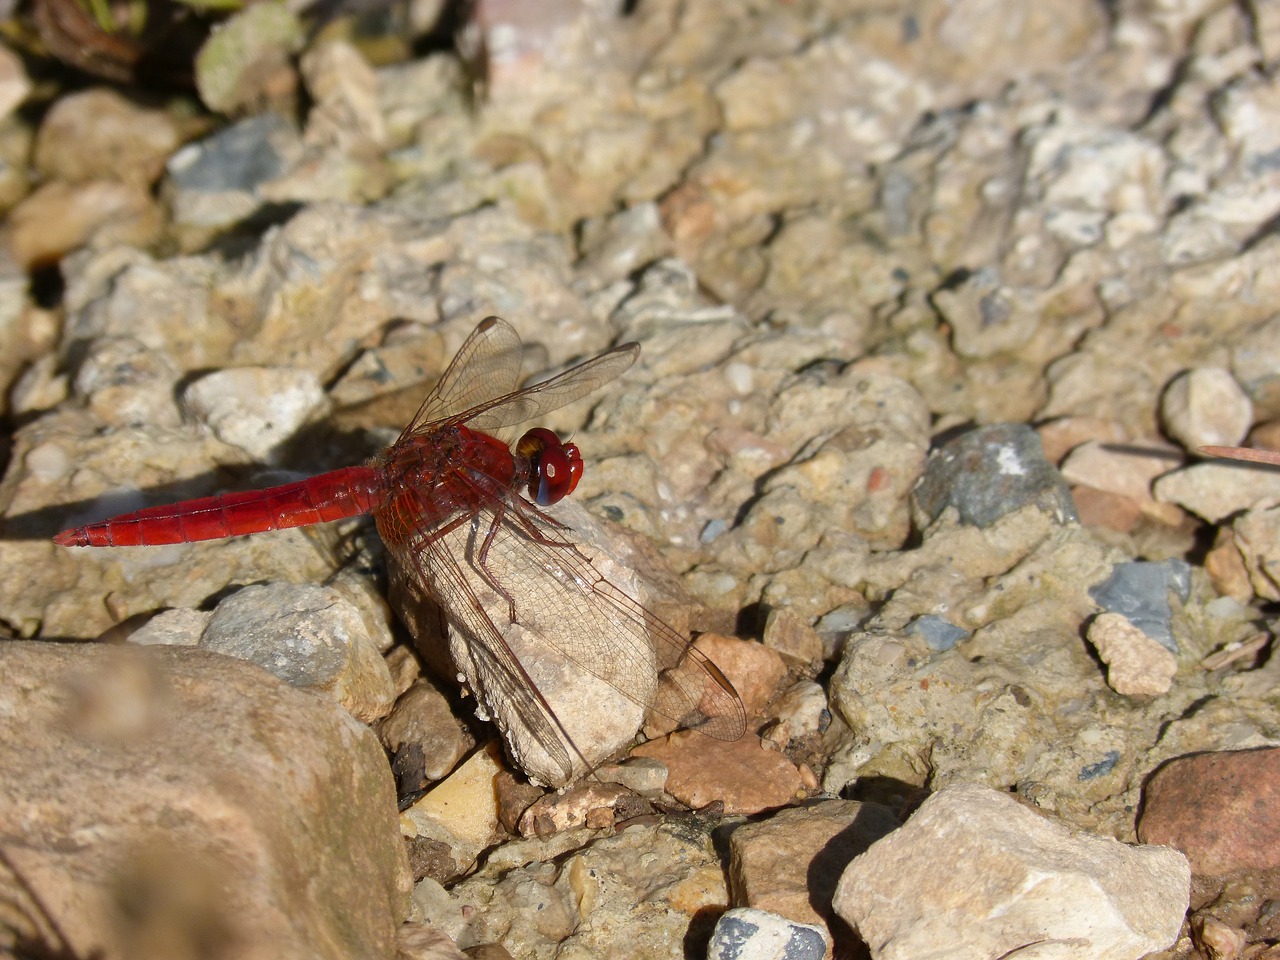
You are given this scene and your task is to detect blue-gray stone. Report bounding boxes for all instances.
[913,424,1078,528]
[1078,750,1121,781]
[1088,559,1190,653]
[707,908,827,960]
[906,614,970,652]
[168,112,294,194]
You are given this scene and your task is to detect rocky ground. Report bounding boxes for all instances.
[2,0,1280,958]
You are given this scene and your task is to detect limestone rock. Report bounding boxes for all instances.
[834,783,1189,960]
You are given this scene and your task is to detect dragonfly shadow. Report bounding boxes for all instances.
[4,405,391,544]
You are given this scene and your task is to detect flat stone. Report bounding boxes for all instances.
[631,730,806,815]
[1088,612,1178,697]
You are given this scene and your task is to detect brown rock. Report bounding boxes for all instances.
[494,770,545,835]
[0,641,410,960]
[7,180,162,270]
[1036,416,1128,464]
[694,633,787,718]
[1205,529,1255,603]
[761,607,825,664]
[631,731,806,815]
[1138,748,1280,879]
[1071,484,1142,533]
[378,678,477,786]
[728,799,900,952]
[34,88,181,187]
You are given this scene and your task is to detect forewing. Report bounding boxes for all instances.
[418,343,640,438]
[395,317,524,445]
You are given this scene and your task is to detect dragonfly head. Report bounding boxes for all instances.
[516,427,584,506]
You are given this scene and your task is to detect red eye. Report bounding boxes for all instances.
[517,428,584,505]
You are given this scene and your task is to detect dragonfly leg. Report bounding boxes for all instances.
[475,500,520,623]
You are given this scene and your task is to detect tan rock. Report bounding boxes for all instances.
[1088,612,1178,697]
[0,641,409,960]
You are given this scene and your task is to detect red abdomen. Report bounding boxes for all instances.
[54,466,384,547]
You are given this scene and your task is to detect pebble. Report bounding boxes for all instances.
[0,42,30,121]
[706,908,828,960]
[595,755,669,797]
[199,582,396,723]
[760,607,825,664]
[693,633,787,720]
[834,783,1190,960]
[1138,747,1280,880]
[768,681,829,738]
[1036,416,1129,464]
[7,180,162,270]
[377,678,477,791]
[1161,367,1254,451]
[194,3,303,115]
[1154,461,1280,522]
[165,112,302,231]
[1058,438,1181,504]
[33,87,180,187]
[1088,559,1191,654]
[1088,612,1179,696]
[180,365,329,461]
[1229,503,1280,601]
[913,423,1079,528]
[299,41,386,147]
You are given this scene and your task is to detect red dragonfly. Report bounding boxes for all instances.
[55,316,745,784]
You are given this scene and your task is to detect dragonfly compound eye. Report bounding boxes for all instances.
[518,428,584,505]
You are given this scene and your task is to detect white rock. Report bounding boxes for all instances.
[834,782,1190,960]
[1160,368,1253,451]
[181,365,329,461]
[200,581,396,723]
[128,606,211,646]
[1153,463,1280,522]
[771,680,829,738]
[1088,612,1178,696]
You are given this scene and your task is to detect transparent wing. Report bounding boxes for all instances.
[394,316,525,445]
[378,489,744,781]
[396,317,640,445]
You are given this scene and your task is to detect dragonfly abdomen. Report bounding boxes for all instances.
[54,466,383,546]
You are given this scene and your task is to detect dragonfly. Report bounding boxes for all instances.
[55,316,746,786]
